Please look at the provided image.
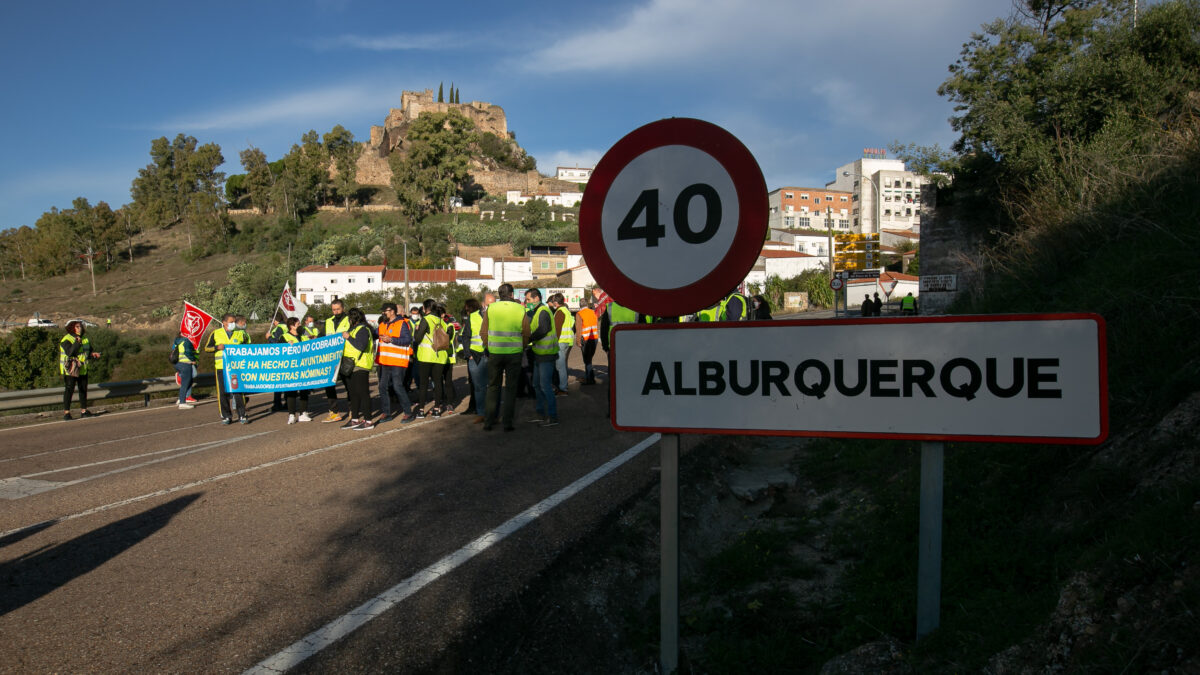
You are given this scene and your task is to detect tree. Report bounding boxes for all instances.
[324,125,362,212]
[388,111,476,216]
[438,82,444,102]
[239,147,274,213]
[129,134,225,250]
[522,198,551,230]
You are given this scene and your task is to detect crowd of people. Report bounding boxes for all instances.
[58,286,769,427]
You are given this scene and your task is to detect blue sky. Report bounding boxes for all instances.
[0,0,1020,231]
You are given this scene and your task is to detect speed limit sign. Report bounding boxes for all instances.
[830,277,844,291]
[580,118,767,317]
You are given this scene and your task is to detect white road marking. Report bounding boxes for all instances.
[0,418,446,539]
[243,433,662,674]
[0,399,214,433]
[0,421,223,463]
[0,433,273,500]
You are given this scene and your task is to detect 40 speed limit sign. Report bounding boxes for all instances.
[580,118,768,317]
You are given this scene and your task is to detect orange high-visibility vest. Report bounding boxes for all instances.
[377,317,412,367]
[577,307,599,341]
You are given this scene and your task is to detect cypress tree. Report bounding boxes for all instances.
[438,82,444,102]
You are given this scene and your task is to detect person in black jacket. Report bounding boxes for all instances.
[751,295,773,320]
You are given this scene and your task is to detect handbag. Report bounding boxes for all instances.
[66,358,82,377]
[338,356,355,377]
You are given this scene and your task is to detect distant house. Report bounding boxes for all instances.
[555,166,593,184]
[505,190,583,207]
[295,265,386,305]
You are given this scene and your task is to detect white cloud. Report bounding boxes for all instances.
[311,32,463,52]
[154,83,400,132]
[539,149,605,171]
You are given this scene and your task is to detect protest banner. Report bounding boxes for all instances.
[221,335,345,394]
[180,302,214,349]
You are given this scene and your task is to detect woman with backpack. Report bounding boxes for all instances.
[412,299,449,418]
[171,330,198,409]
[340,308,376,431]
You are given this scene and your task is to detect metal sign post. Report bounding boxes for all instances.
[917,441,944,638]
[660,433,680,673]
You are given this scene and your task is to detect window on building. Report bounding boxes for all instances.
[840,196,848,202]
[313,295,324,304]
[893,180,901,188]
[905,181,913,188]
[798,217,811,228]
[800,193,809,199]
[906,208,912,217]
[367,278,374,284]
[852,193,859,202]
[884,209,892,216]
[838,219,849,228]
[784,216,794,228]
[556,262,565,270]
[541,261,549,270]
[784,192,793,199]
[330,278,337,284]
[853,208,860,215]
[348,278,355,284]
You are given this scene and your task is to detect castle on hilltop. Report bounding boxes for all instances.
[356,89,509,185]
[355,89,577,198]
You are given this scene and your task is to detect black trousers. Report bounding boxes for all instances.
[347,370,371,420]
[285,390,309,415]
[63,375,88,409]
[215,368,247,419]
[417,361,446,409]
[485,351,523,428]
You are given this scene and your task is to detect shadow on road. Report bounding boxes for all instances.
[0,493,202,616]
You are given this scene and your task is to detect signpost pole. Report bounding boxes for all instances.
[917,440,945,638]
[660,433,680,674]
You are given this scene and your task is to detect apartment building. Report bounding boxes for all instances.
[825,149,930,234]
[767,187,852,231]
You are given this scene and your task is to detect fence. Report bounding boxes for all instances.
[0,373,216,413]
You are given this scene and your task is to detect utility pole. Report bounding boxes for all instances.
[403,241,411,310]
[825,206,834,280]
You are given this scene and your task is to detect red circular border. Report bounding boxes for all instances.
[579,118,767,317]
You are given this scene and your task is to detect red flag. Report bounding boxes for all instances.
[594,290,612,316]
[181,301,214,349]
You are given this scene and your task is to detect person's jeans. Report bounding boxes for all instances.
[378,365,412,417]
[533,359,557,420]
[468,354,488,416]
[175,362,194,403]
[485,352,523,428]
[555,344,571,389]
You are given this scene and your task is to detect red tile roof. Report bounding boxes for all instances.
[298,265,386,273]
[758,250,814,258]
[383,269,456,283]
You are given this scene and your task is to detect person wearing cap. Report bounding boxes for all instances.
[60,320,101,420]
[377,302,416,423]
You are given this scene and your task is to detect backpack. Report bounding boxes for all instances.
[431,322,450,353]
[169,339,180,365]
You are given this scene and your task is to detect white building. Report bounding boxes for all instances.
[555,167,593,184]
[295,265,385,305]
[769,228,832,258]
[505,190,584,207]
[825,150,931,235]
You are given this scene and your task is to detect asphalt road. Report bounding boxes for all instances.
[0,354,662,673]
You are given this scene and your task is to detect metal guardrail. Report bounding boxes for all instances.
[0,373,216,412]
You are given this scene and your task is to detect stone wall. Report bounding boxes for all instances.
[917,183,983,315]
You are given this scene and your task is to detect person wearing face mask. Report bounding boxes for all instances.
[752,294,773,320]
[303,315,320,339]
[266,318,288,411]
[404,306,422,397]
[322,299,352,422]
[204,312,251,424]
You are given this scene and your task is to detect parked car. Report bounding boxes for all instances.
[68,318,99,328]
[27,318,57,328]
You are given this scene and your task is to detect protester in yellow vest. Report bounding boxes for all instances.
[281,317,314,424]
[525,288,559,427]
[462,296,489,421]
[376,302,416,423]
[322,299,352,423]
[204,312,250,424]
[719,289,749,321]
[340,307,376,430]
[172,330,198,410]
[547,293,575,395]
[412,299,450,418]
[480,283,525,431]
[59,320,100,420]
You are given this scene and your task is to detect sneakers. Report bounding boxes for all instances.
[528,417,547,424]
[287,414,296,425]
[431,409,442,418]
[341,419,360,429]
[240,417,250,425]
[541,418,560,428]
[62,412,72,421]
[185,396,199,403]
[324,412,345,423]
[353,420,375,431]
[441,406,455,416]
[178,403,194,410]
[80,410,94,418]
[298,412,312,422]
[222,418,232,425]
[400,413,417,424]
[415,409,427,419]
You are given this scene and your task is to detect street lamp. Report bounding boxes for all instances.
[825,206,834,280]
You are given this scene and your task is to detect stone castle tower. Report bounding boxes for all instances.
[355,89,509,185]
